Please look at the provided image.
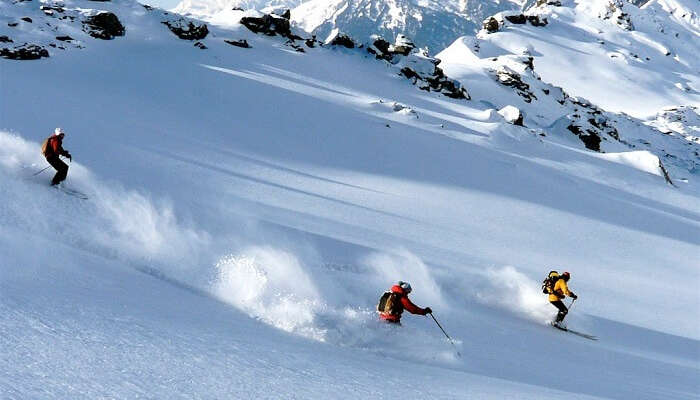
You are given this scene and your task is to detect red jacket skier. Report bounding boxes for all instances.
[378,281,432,323]
[42,127,72,186]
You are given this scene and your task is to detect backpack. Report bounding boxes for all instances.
[542,271,560,294]
[377,291,403,315]
[41,137,53,157]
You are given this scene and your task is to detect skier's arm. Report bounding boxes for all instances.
[401,297,428,315]
[561,281,575,297]
[53,140,70,158]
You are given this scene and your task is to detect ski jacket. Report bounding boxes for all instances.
[379,285,429,322]
[549,279,573,302]
[45,135,69,159]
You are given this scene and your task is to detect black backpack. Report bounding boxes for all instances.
[542,271,560,294]
[377,291,403,315]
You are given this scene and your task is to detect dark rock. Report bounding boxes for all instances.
[194,41,207,49]
[483,17,499,33]
[55,35,73,41]
[88,0,111,2]
[224,39,251,48]
[567,124,601,151]
[8,22,19,27]
[0,44,49,60]
[21,17,32,23]
[495,67,536,103]
[367,36,393,61]
[536,0,561,6]
[279,9,291,20]
[83,12,125,40]
[232,7,244,11]
[162,19,209,40]
[41,5,65,14]
[505,14,527,24]
[241,14,292,38]
[527,15,548,27]
[0,36,12,43]
[285,40,305,52]
[328,32,355,48]
[305,36,317,48]
[142,4,154,10]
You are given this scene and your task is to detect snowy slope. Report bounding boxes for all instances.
[1,0,700,398]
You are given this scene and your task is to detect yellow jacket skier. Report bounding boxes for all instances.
[549,271,577,327]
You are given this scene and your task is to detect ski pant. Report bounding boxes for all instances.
[550,300,568,323]
[47,156,68,185]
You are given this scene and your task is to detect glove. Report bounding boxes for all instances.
[65,153,72,161]
[424,307,432,314]
[571,293,578,300]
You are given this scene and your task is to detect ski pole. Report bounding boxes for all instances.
[429,313,461,357]
[569,298,577,312]
[33,165,51,176]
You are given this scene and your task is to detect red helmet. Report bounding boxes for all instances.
[561,271,571,280]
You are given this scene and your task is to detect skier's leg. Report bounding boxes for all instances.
[551,300,568,323]
[48,157,68,185]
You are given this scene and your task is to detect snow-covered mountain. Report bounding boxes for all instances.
[172,0,302,18]
[174,0,527,51]
[1,0,699,398]
[290,0,525,52]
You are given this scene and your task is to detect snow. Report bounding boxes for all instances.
[1,0,700,398]
[468,0,700,119]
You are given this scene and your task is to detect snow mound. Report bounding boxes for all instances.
[596,150,665,176]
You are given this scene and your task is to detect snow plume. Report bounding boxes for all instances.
[476,266,553,323]
[363,249,445,309]
[213,247,326,341]
[0,131,209,278]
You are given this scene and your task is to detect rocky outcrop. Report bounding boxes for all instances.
[600,0,634,31]
[225,39,251,48]
[162,18,209,40]
[367,34,417,62]
[82,12,124,40]
[392,34,415,56]
[482,13,548,33]
[325,30,356,48]
[495,66,537,103]
[398,53,470,99]
[0,44,49,60]
[0,36,12,43]
[483,17,499,33]
[240,13,301,40]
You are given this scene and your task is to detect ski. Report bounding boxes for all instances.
[552,325,598,341]
[55,185,89,200]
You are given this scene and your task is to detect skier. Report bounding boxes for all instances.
[377,281,432,324]
[42,127,72,186]
[549,271,577,327]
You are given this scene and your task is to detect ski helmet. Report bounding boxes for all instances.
[54,127,65,136]
[398,281,412,293]
[561,271,571,281]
